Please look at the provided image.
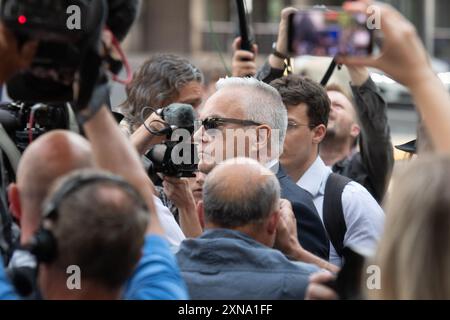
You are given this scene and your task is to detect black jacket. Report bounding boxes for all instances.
[258,63,394,203]
[276,166,329,260]
[332,78,393,203]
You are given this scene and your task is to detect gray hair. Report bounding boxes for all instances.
[121,54,204,132]
[203,158,281,228]
[216,77,288,155]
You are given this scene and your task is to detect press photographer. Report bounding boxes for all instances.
[0,0,160,298]
[117,54,205,237]
[141,102,203,238]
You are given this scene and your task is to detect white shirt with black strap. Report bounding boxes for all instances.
[296,156,385,267]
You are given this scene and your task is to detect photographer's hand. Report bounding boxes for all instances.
[231,37,258,77]
[339,1,450,154]
[131,112,167,155]
[0,23,37,84]
[268,7,297,70]
[163,176,202,238]
[338,1,432,89]
[306,272,339,300]
[346,65,370,87]
[274,199,339,273]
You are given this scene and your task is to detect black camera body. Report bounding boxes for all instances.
[145,103,199,178]
[0,0,108,103]
[0,102,70,151]
[147,141,198,178]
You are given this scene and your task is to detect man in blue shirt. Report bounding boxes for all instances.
[28,169,187,300]
[0,199,188,300]
[177,158,319,300]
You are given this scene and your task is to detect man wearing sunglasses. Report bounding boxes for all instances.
[193,77,329,260]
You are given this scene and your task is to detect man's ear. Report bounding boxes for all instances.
[350,123,361,139]
[8,183,22,222]
[266,210,280,236]
[312,124,327,144]
[197,200,205,229]
[253,125,272,156]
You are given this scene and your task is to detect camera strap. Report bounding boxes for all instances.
[0,124,21,175]
[320,57,342,87]
[0,149,13,262]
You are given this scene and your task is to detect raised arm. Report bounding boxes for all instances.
[129,112,166,155]
[339,1,450,154]
[256,7,297,84]
[231,37,258,78]
[83,106,164,236]
[347,65,393,202]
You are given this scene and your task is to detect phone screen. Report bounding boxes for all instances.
[288,9,373,57]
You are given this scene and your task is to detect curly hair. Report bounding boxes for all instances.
[120,54,203,133]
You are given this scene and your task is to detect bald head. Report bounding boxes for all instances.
[203,158,280,229]
[16,130,93,231]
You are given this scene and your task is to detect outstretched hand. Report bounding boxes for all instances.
[337,1,433,89]
[231,37,258,77]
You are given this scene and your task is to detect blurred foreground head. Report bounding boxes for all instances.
[373,155,450,299]
[38,169,149,300]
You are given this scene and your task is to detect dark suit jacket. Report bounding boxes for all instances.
[276,166,329,260]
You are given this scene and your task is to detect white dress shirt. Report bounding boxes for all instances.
[154,195,185,251]
[264,158,279,174]
[297,156,385,267]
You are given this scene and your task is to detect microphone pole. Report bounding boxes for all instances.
[236,0,252,52]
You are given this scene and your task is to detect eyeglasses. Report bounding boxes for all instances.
[196,117,262,131]
[287,121,316,130]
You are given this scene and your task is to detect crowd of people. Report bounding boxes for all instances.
[0,0,450,300]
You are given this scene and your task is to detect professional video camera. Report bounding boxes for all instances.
[0,0,140,178]
[0,0,138,104]
[145,103,199,178]
[0,102,75,152]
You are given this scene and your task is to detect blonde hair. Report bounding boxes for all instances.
[369,155,450,299]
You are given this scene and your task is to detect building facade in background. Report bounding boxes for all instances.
[125,0,450,64]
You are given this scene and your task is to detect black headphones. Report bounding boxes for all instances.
[23,173,148,263]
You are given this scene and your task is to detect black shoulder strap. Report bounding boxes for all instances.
[323,173,352,257]
[0,149,13,262]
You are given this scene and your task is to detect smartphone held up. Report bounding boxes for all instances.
[288,8,374,58]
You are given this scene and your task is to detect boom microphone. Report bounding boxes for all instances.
[236,0,253,51]
[157,103,195,134]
